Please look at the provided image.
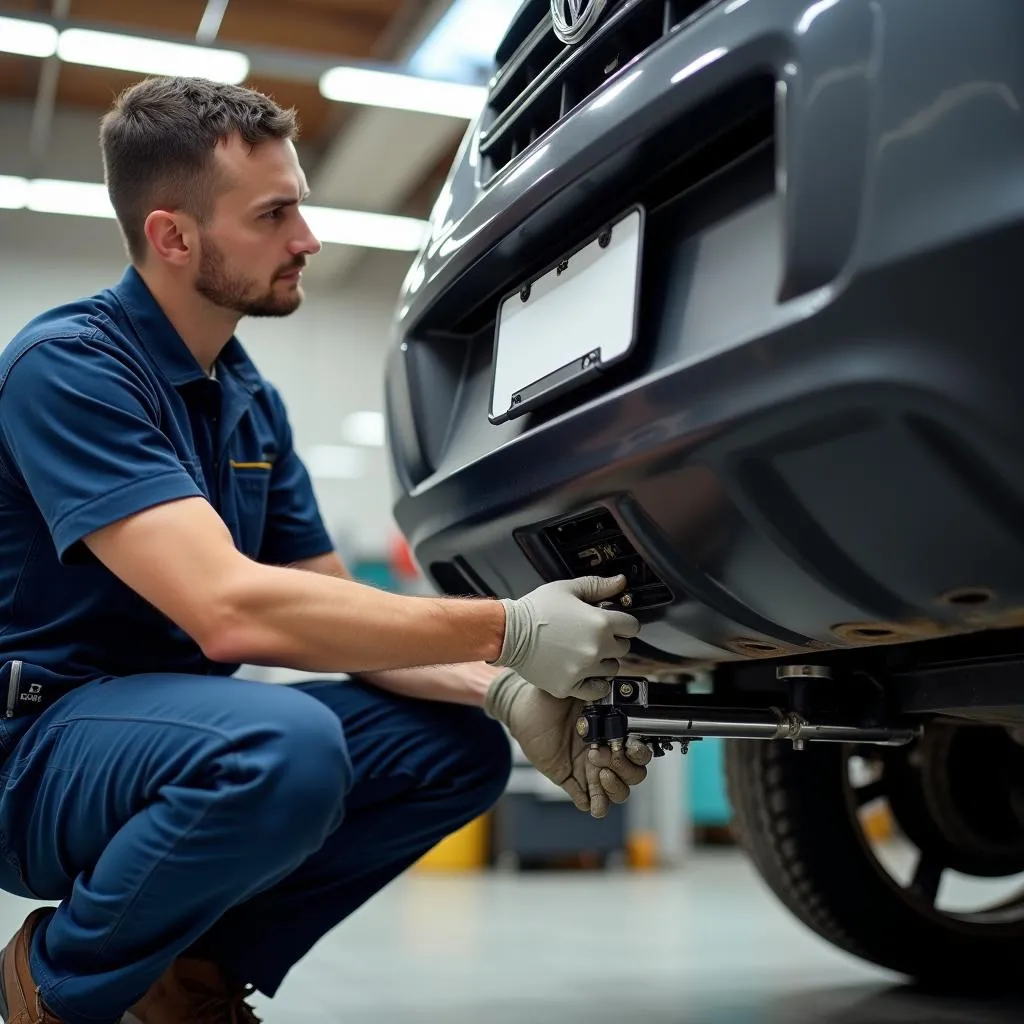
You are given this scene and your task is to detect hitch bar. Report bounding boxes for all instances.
[577,677,920,752]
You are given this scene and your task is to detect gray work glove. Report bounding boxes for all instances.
[491,575,640,702]
[486,669,653,819]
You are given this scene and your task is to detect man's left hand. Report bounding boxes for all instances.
[486,669,653,819]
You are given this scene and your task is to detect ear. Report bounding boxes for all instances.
[143,210,195,267]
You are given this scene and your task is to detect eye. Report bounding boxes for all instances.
[261,207,284,221]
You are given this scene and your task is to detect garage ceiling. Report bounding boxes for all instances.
[0,0,473,268]
[0,0,422,145]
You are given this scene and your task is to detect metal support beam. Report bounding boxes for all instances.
[27,0,70,176]
[196,0,231,45]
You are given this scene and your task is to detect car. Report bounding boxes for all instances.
[384,0,1024,988]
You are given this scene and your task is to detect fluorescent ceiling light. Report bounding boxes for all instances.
[303,206,428,252]
[0,176,30,211]
[0,176,429,252]
[341,411,386,448]
[408,0,523,85]
[319,66,486,119]
[57,28,249,84]
[26,179,115,218]
[0,176,114,218]
[0,16,59,58]
[305,445,364,480]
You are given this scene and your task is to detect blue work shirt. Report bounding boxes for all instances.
[0,266,334,724]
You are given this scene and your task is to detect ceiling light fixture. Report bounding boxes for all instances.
[0,176,30,211]
[319,66,486,119]
[57,27,249,84]
[0,15,59,58]
[302,206,428,252]
[0,176,429,252]
[25,179,116,219]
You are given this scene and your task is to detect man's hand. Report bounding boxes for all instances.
[485,669,653,819]
[492,575,641,702]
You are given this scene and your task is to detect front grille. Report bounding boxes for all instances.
[481,0,722,181]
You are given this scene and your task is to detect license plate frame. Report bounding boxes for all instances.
[488,205,645,425]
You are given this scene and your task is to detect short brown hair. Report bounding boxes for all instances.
[100,76,298,263]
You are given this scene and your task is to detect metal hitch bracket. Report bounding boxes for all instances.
[578,673,921,753]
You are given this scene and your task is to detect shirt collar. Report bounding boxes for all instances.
[110,266,262,393]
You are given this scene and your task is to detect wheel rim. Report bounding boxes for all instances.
[843,722,1024,928]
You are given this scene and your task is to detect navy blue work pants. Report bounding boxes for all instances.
[0,673,512,1024]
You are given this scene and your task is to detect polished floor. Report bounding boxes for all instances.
[1,848,1021,1023]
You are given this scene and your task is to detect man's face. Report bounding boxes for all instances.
[193,135,321,318]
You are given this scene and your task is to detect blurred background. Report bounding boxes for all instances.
[0,4,994,1023]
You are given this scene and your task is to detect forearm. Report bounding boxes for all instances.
[280,551,498,706]
[359,661,502,708]
[212,563,506,673]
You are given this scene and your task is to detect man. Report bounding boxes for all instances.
[0,77,652,1024]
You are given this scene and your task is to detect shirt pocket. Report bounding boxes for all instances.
[228,459,273,558]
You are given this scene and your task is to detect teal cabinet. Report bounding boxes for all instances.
[688,738,733,826]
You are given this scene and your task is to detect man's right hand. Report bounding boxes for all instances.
[491,575,640,701]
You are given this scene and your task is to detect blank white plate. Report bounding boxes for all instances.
[489,206,644,423]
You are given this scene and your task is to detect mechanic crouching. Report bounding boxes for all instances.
[0,77,651,1024]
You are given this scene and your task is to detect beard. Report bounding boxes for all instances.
[194,235,304,318]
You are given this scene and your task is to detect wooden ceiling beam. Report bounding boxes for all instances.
[219,1,385,59]
[63,0,392,58]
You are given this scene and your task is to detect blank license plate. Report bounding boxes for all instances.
[489,206,644,424]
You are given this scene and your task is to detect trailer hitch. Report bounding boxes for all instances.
[578,674,921,755]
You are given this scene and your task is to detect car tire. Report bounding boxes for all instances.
[724,737,1024,988]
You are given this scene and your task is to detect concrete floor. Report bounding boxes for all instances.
[1,848,1021,1023]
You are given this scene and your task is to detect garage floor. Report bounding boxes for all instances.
[258,847,1023,1024]
[0,849,1020,1023]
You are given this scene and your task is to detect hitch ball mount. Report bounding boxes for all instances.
[577,672,920,755]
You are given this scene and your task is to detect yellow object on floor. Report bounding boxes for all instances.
[862,803,894,842]
[414,813,490,872]
[627,830,659,870]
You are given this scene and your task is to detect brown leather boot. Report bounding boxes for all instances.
[124,959,261,1024]
[0,908,64,1024]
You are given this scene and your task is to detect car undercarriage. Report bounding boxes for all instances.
[579,626,1024,985]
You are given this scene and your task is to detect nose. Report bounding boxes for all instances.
[291,213,322,257]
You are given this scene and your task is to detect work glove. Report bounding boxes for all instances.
[491,575,640,702]
[486,668,653,819]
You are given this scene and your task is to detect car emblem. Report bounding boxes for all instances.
[551,0,608,45]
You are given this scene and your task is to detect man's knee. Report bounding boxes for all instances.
[227,685,351,842]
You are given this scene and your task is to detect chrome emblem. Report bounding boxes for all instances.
[551,0,608,45]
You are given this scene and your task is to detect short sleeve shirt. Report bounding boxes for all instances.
[0,266,334,714]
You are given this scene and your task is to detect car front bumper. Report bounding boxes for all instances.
[385,0,1024,663]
